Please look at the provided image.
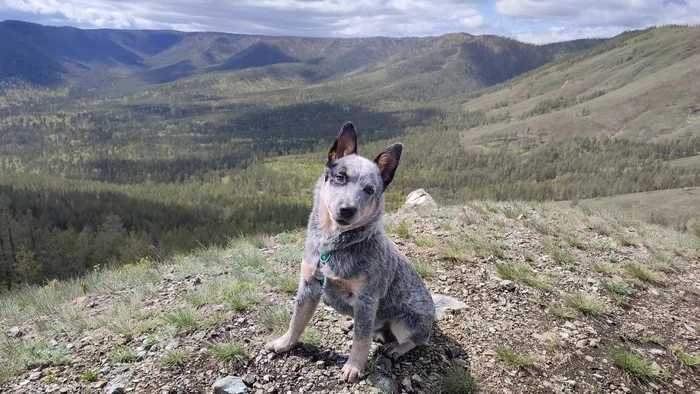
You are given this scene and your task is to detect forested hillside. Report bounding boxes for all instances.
[1,22,699,288]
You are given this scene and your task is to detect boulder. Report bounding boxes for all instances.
[400,189,437,211]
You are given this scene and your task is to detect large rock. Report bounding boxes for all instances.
[212,376,248,394]
[401,189,437,211]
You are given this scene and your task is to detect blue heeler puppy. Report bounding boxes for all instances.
[265,122,467,382]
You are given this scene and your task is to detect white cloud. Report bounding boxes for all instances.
[493,0,700,43]
[0,0,484,37]
[494,0,700,29]
[514,26,626,44]
[461,14,483,29]
[1,0,698,41]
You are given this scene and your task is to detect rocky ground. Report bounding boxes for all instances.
[1,200,699,394]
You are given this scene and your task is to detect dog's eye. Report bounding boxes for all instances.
[335,174,346,183]
[363,186,375,195]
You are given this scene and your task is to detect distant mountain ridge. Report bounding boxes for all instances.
[0,20,603,89]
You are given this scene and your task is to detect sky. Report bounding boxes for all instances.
[1,0,700,44]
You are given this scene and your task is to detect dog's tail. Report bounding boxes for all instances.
[431,294,467,320]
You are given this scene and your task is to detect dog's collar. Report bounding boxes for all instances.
[318,252,331,288]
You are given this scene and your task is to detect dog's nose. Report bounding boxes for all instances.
[339,206,357,220]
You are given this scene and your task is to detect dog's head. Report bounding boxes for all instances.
[318,121,402,231]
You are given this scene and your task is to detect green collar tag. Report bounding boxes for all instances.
[319,252,330,288]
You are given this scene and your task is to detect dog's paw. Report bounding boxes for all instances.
[381,342,400,360]
[340,360,364,383]
[381,341,413,361]
[264,334,296,354]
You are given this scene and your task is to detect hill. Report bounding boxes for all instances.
[0,20,600,91]
[1,201,698,393]
[458,27,700,146]
[563,187,700,232]
[2,23,700,290]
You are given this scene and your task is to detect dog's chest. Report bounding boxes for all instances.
[316,254,366,304]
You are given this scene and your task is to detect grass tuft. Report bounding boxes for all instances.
[494,262,552,291]
[395,220,410,239]
[438,364,478,394]
[671,345,699,368]
[109,345,136,363]
[523,217,555,236]
[548,303,576,319]
[564,292,607,316]
[208,340,247,363]
[163,349,191,368]
[260,304,290,335]
[269,273,298,294]
[414,237,436,247]
[81,369,99,382]
[542,239,574,265]
[607,348,663,380]
[221,281,262,311]
[641,334,664,345]
[625,263,666,285]
[494,346,535,368]
[412,258,435,279]
[162,308,197,332]
[440,241,466,262]
[593,262,616,274]
[301,329,321,345]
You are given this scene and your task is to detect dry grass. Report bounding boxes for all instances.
[494,346,535,368]
[564,292,607,316]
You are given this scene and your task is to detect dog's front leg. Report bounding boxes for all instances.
[265,260,322,354]
[341,296,376,382]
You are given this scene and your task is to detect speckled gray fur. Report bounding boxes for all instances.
[287,121,467,360]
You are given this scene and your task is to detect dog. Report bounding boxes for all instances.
[265,121,467,382]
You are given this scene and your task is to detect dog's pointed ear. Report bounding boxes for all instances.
[328,122,357,165]
[374,143,403,189]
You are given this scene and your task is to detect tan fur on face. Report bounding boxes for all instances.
[356,199,376,227]
[318,183,334,232]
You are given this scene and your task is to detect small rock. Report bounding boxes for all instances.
[9,326,24,337]
[375,355,392,372]
[212,376,248,394]
[673,379,684,388]
[242,374,257,387]
[565,380,577,387]
[104,382,126,394]
[29,372,42,381]
[563,322,576,329]
[500,280,516,291]
[93,381,108,389]
[649,349,665,356]
[315,360,326,370]
[340,321,354,333]
[411,374,423,384]
[401,376,412,391]
[263,375,272,382]
[368,373,398,393]
[584,356,594,362]
[165,341,178,351]
[575,339,588,348]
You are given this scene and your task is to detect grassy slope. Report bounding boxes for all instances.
[565,187,700,231]
[1,201,698,393]
[459,27,700,147]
